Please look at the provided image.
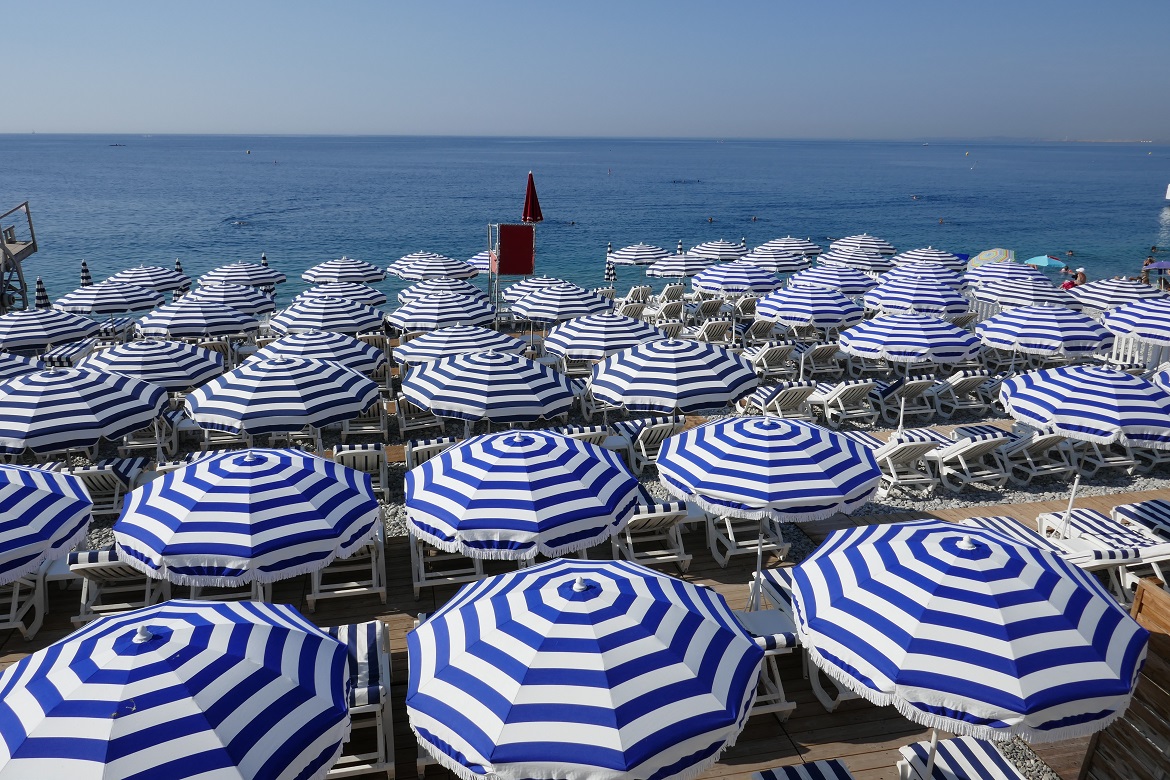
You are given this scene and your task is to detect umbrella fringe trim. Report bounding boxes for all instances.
[661,484,866,523]
[0,520,90,588]
[407,526,621,562]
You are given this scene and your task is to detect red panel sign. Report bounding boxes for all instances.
[493,223,536,276]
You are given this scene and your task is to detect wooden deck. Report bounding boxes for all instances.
[4,484,1166,780]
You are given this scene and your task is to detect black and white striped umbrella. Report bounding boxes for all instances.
[609,242,670,265]
[603,255,617,284]
[0,465,91,585]
[1067,278,1169,311]
[881,262,967,290]
[790,264,879,295]
[77,340,224,391]
[0,309,100,351]
[973,278,1079,309]
[511,283,611,324]
[689,239,748,262]
[392,326,528,366]
[186,357,380,436]
[839,314,982,364]
[386,293,495,331]
[184,282,276,316]
[0,599,349,778]
[79,260,92,287]
[174,258,183,274]
[402,351,575,425]
[691,261,781,295]
[397,278,487,305]
[387,252,478,280]
[33,278,50,309]
[893,247,966,271]
[741,247,812,274]
[756,286,864,330]
[590,339,758,413]
[296,282,388,307]
[830,233,896,255]
[544,313,664,360]
[645,253,712,278]
[501,276,565,303]
[53,282,163,315]
[0,353,44,382]
[247,331,387,375]
[759,236,822,256]
[137,299,260,339]
[467,251,491,272]
[269,296,385,335]
[301,256,386,284]
[198,261,287,287]
[864,279,970,316]
[106,265,192,292]
[819,247,893,273]
[0,368,167,455]
[405,431,642,559]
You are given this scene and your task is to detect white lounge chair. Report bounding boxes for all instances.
[557,354,596,378]
[579,382,623,424]
[682,317,733,345]
[1038,507,1170,590]
[920,430,1010,492]
[67,457,150,521]
[953,424,1076,486]
[333,443,390,502]
[753,761,858,780]
[603,415,686,475]
[403,436,458,470]
[741,319,783,348]
[614,302,646,320]
[610,501,692,572]
[325,621,396,779]
[1112,499,1170,540]
[309,523,387,611]
[843,430,941,498]
[341,401,388,442]
[897,736,1024,780]
[546,424,610,447]
[394,393,444,437]
[868,375,937,426]
[69,547,171,625]
[732,603,799,723]
[743,341,797,381]
[646,301,684,325]
[736,381,818,420]
[923,370,992,419]
[685,297,725,325]
[807,380,878,429]
[656,319,685,339]
[409,537,485,598]
[793,341,843,380]
[706,515,790,569]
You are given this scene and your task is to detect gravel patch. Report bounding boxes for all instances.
[997,738,1061,780]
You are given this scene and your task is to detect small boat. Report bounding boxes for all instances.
[1165,183,1170,200]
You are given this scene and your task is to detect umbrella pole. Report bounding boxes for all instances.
[750,516,766,611]
[925,728,939,778]
[898,397,906,431]
[1061,473,1082,539]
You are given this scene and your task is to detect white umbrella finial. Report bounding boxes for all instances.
[132,625,153,644]
[573,576,588,592]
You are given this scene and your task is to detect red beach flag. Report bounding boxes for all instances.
[522,171,543,224]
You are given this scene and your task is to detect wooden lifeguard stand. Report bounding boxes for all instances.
[0,202,37,314]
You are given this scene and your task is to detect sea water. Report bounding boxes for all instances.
[2,134,1168,301]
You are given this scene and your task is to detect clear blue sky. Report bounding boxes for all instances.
[7,1,1168,140]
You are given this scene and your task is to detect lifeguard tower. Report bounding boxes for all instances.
[0,202,37,314]
[486,172,542,308]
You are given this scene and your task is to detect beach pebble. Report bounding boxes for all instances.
[996,738,1061,780]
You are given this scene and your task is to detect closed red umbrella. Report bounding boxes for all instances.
[522,171,543,223]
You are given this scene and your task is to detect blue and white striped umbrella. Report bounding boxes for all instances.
[590,339,757,413]
[403,351,574,425]
[79,260,92,287]
[756,286,865,330]
[296,281,389,307]
[892,247,966,271]
[248,331,387,375]
[137,299,260,339]
[467,251,492,272]
[609,242,670,265]
[818,247,893,273]
[688,239,747,261]
[0,465,91,585]
[793,519,1148,742]
[789,264,878,295]
[198,261,286,287]
[106,265,192,292]
[0,368,167,455]
[1067,278,1169,311]
[184,282,276,316]
[511,283,611,324]
[501,276,566,303]
[976,307,1112,357]
[972,278,1077,309]
[740,247,811,274]
[830,233,896,256]
[1001,366,1170,448]
[544,313,664,360]
[270,296,385,335]
[963,261,1048,288]
[603,255,617,284]
[386,292,495,331]
[864,278,969,316]
[0,599,349,778]
[392,326,528,366]
[657,417,881,522]
[77,340,224,391]
[53,281,163,315]
[408,559,763,780]
[0,353,44,382]
[186,357,380,436]
[880,262,967,290]
[644,253,713,278]
[397,278,488,305]
[114,448,379,586]
[1151,368,1170,392]
[758,236,822,256]
[691,261,781,295]
[839,314,982,364]
[388,251,478,280]
[405,431,642,559]
[301,256,386,283]
[1101,298,1170,346]
[0,309,100,351]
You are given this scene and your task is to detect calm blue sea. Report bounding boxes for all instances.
[2,134,1169,302]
